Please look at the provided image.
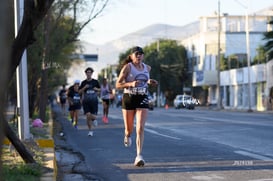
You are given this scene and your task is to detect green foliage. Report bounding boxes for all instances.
[263,20,273,60]
[2,164,41,181]
[220,54,228,71]
[2,146,43,181]
[253,45,267,64]
[145,40,188,95]
[25,5,81,117]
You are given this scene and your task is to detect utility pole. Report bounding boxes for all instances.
[191,45,195,97]
[245,5,252,112]
[217,0,222,109]
[14,0,30,140]
[235,0,252,112]
[156,40,161,107]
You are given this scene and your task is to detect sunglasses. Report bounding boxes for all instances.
[134,52,144,56]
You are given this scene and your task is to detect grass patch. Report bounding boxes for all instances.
[2,164,41,181]
[2,144,43,181]
[2,106,53,180]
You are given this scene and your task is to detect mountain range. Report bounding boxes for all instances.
[70,5,273,81]
[79,22,199,75]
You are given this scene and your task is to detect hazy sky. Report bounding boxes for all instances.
[79,0,273,45]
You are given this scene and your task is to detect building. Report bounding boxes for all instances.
[179,6,273,111]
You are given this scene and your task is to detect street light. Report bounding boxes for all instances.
[217,0,252,111]
[235,0,252,112]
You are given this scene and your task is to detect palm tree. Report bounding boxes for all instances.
[263,19,273,60]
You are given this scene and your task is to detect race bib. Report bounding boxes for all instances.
[131,87,147,94]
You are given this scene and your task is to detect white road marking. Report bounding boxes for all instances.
[235,150,273,161]
[192,174,225,180]
[145,128,182,140]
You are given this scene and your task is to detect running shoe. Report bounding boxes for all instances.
[93,120,98,127]
[124,136,132,147]
[102,116,106,123]
[104,117,109,124]
[134,155,145,167]
[88,131,93,136]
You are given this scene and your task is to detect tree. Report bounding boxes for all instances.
[3,0,55,167]
[263,20,273,60]
[0,2,55,178]
[1,0,109,174]
[0,1,13,177]
[27,0,109,122]
[253,45,267,64]
[144,40,188,99]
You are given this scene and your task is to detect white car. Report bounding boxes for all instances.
[173,94,195,109]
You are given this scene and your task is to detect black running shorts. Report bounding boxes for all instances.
[68,104,81,111]
[102,99,111,105]
[122,93,149,110]
[82,99,98,115]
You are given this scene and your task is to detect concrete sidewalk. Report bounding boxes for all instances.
[39,108,57,181]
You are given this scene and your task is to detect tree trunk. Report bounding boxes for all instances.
[10,0,54,78]
[39,13,50,122]
[3,119,36,163]
[5,0,54,165]
[0,1,14,179]
[39,68,49,122]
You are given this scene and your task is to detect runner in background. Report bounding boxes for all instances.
[59,84,67,115]
[67,80,82,129]
[100,78,113,124]
[79,67,100,137]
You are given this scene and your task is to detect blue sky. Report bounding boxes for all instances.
[80,0,273,45]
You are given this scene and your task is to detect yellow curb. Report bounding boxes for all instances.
[3,138,54,148]
[3,138,10,145]
[36,139,54,148]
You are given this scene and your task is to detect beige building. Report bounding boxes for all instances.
[179,6,273,111]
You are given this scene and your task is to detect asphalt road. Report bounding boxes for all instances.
[53,104,273,181]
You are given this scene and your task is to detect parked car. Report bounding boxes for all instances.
[173,94,195,109]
